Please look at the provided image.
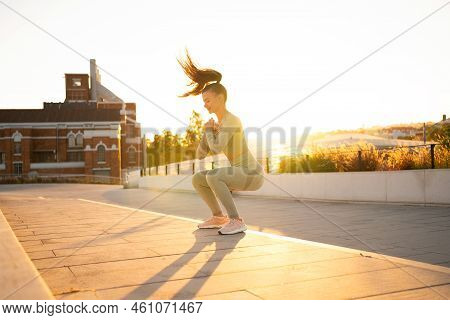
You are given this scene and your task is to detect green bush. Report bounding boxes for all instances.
[278,142,449,173]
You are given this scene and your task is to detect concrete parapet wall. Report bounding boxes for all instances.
[139,169,450,205]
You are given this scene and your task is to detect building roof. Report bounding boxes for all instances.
[96,82,123,102]
[0,103,121,123]
[435,119,450,126]
[430,119,450,128]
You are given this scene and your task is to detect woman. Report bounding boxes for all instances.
[178,52,264,235]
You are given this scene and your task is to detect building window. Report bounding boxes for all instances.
[12,131,22,154]
[13,163,22,176]
[32,151,55,163]
[13,131,22,142]
[68,134,76,148]
[68,133,83,148]
[75,134,83,147]
[128,146,136,164]
[14,142,21,154]
[67,151,84,162]
[0,152,4,164]
[72,78,82,87]
[97,145,106,163]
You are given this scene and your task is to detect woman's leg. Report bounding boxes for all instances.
[191,170,224,217]
[205,167,264,219]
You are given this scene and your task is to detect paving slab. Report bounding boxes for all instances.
[2,183,443,266]
[1,185,450,300]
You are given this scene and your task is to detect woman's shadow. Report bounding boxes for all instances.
[123,229,246,299]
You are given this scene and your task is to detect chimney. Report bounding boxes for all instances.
[444,114,447,121]
[90,59,100,101]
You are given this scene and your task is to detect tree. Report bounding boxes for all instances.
[146,110,205,166]
[182,110,204,148]
[427,123,450,149]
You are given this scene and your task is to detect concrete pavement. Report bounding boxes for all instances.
[0,184,449,299]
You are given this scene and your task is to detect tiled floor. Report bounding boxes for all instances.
[1,184,449,299]
[3,183,448,266]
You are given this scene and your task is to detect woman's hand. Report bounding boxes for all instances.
[212,121,220,133]
[205,118,215,129]
[205,118,219,131]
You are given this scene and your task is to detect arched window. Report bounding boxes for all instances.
[97,145,106,163]
[12,132,22,154]
[68,134,76,148]
[128,146,136,164]
[14,142,21,154]
[75,134,83,147]
[13,132,22,142]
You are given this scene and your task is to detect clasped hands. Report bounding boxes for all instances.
[205,118,220,134]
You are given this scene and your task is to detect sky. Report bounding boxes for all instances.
[1,0,449,141]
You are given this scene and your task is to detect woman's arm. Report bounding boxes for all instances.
[205,116,240,154]
[196,131,210,160]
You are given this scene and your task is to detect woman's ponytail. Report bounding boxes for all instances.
[177,50,226,100]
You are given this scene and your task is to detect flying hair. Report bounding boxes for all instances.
[177,49,227,101]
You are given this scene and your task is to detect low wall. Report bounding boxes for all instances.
[0,209,54,299]
[139,169,450,205]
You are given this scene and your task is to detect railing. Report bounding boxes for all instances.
[143,143,447,176]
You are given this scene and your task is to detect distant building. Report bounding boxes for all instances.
[0,59,141,182]
[380,126,421,140]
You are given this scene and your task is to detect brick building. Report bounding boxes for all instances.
[0,59,141,182]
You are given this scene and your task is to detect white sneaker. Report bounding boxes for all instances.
[218,217,247,235]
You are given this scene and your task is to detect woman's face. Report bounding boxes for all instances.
[202,90,223,114]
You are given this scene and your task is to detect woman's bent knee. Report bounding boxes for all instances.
[243,174,264,191]
[192,171,204,187]
[205,171,220,186]
[252,175,264,190]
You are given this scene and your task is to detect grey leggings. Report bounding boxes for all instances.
[192,166,264,219]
